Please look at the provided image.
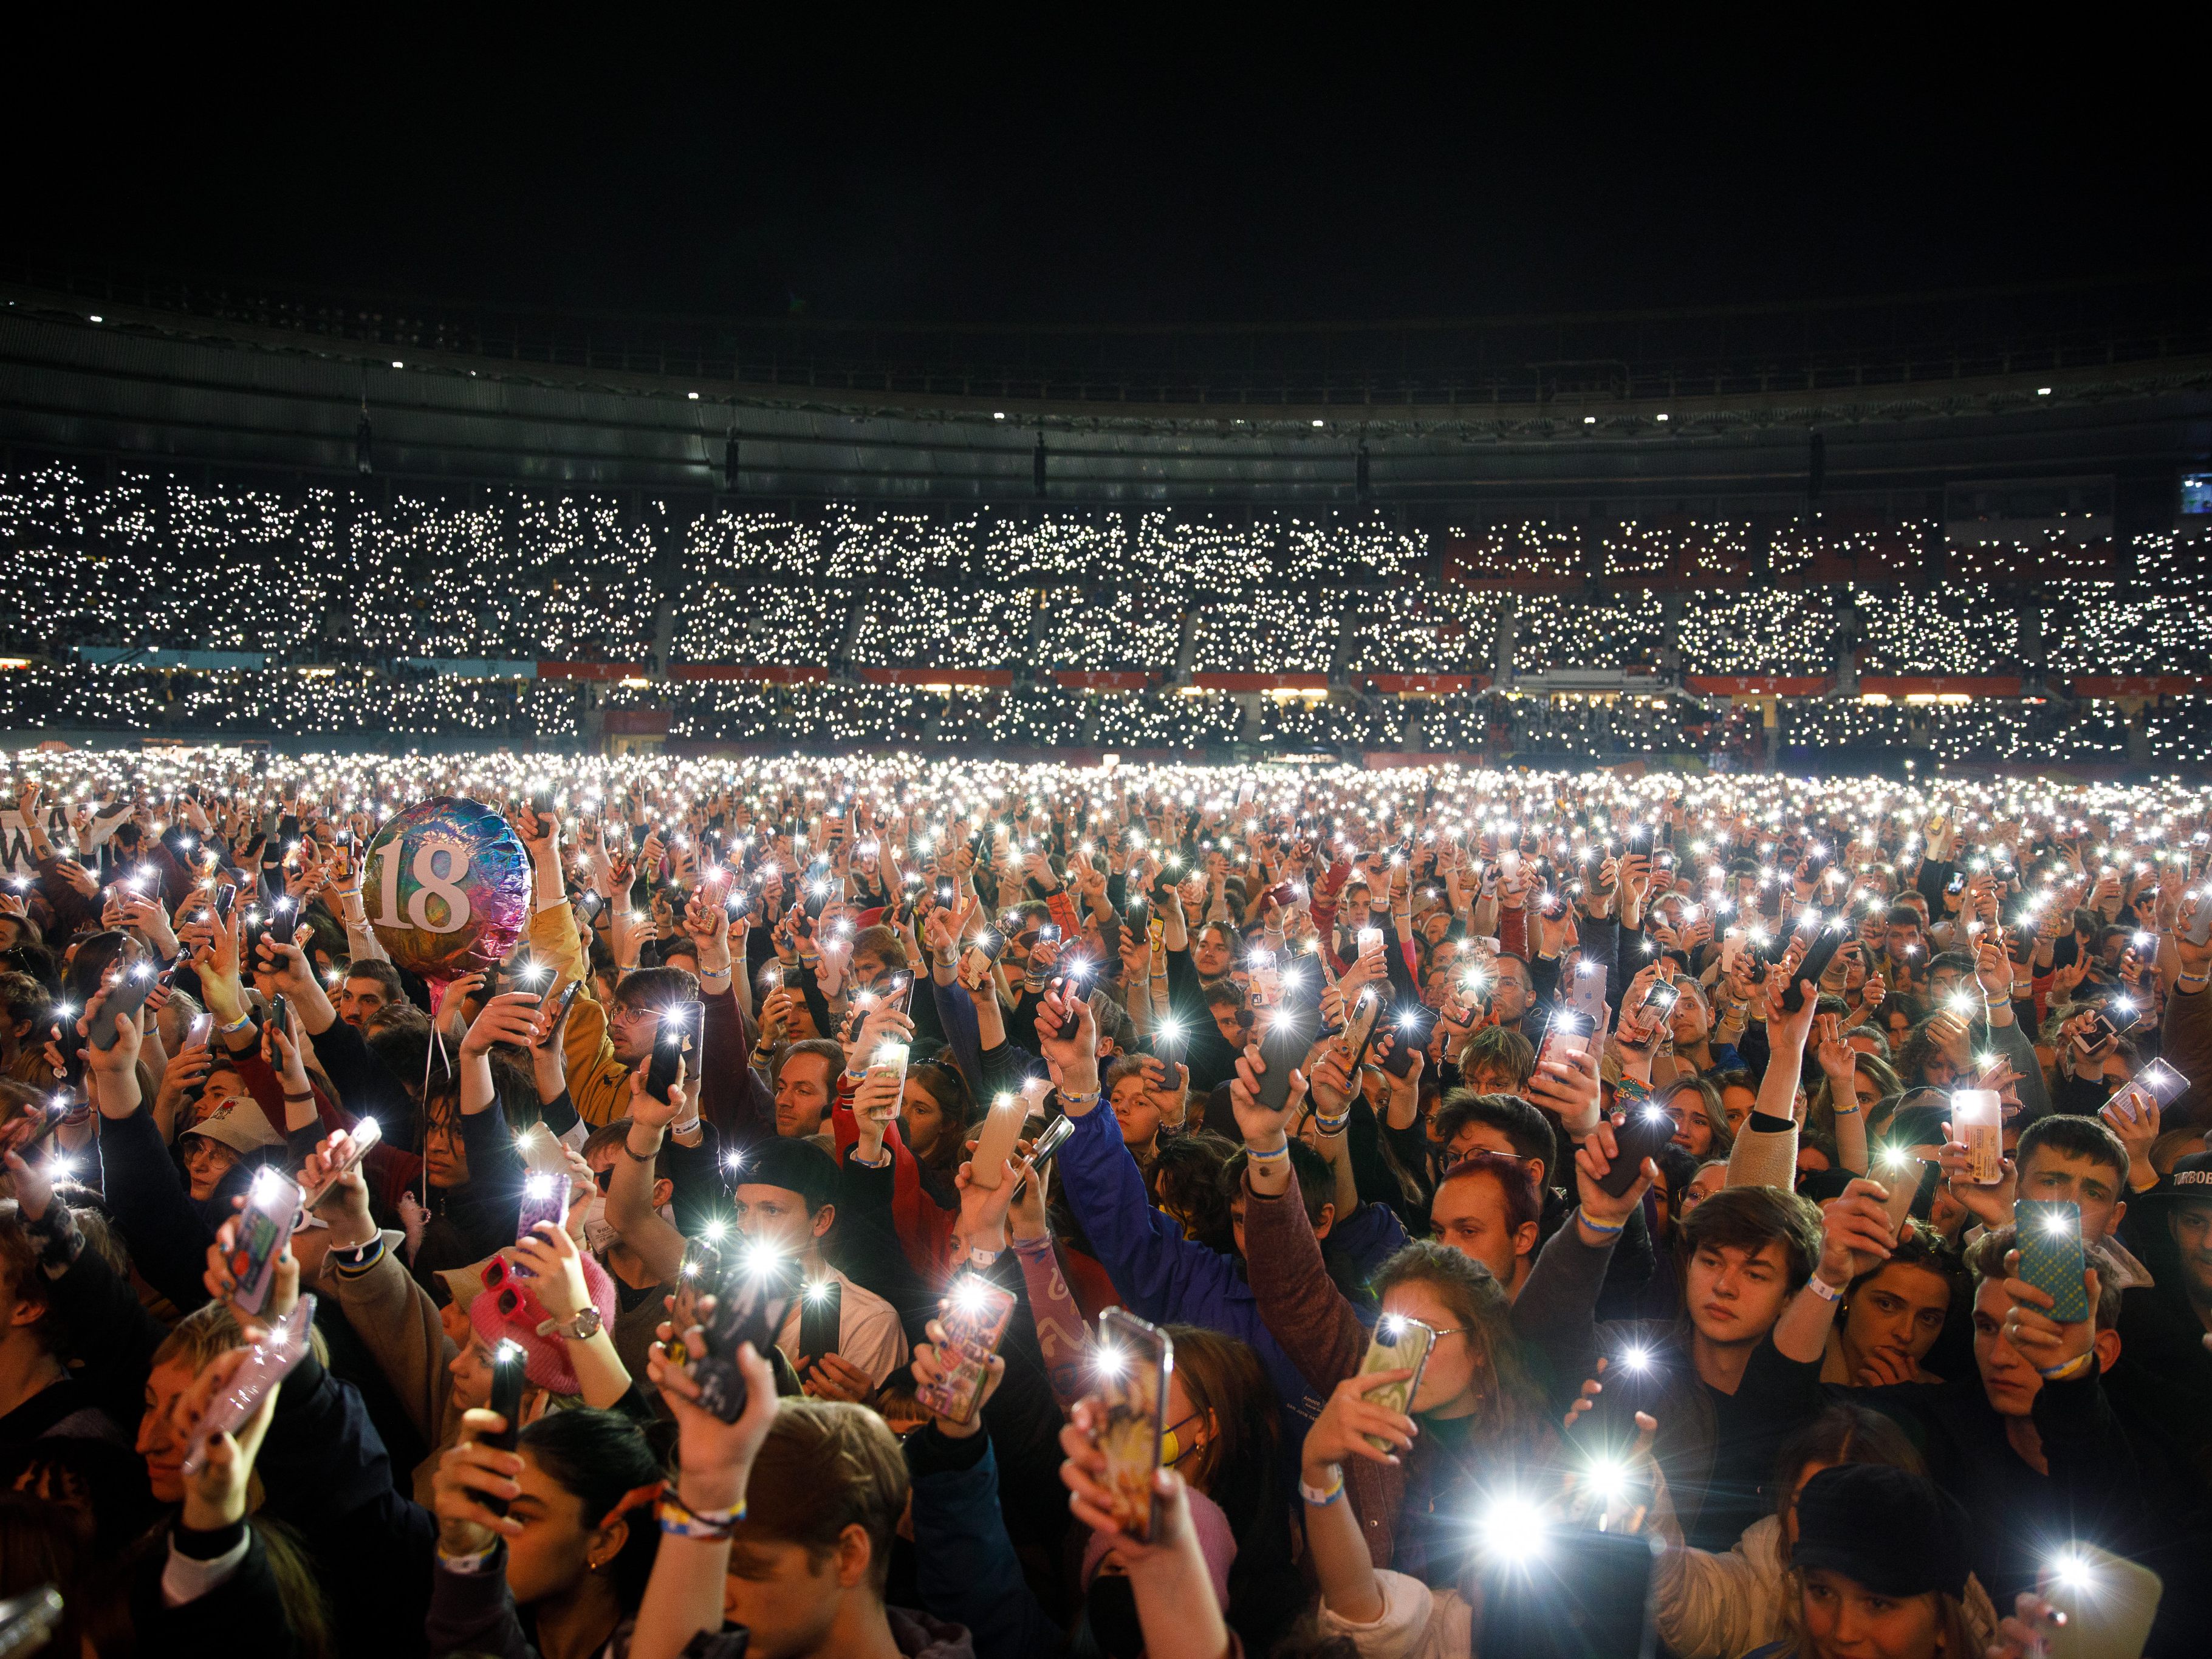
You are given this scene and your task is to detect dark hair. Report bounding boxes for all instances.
[1152,1131,1237,1253]
[60,929,135,1014]
[1431,1090,1558,1183]
[1925,951,1975,982]
[610,963,699,1014]
[363,1001,433,1092]
[740,1134,840,1215]
[1885,905,1922,930]
[1434,1149,1542,1238]
[1224,1139,1334,1229]
[1769,1404,1927,1533]
[517,1407,663,1607]
[903,1060,976,1173]
[847,925,909,972]
[736,1400,908,1594]
[2016,1113,2130,1185]
[1202,976,1245,1013]
[1657,1076,1734,1158]
[1681,1184,1824,1292]
[341,957,405,1002]
[1844,1219,1962,1308]
[1965,1225,2124,1330]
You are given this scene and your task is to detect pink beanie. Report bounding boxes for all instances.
[469,1250,618,1397]
[1081,1482,1236,1607]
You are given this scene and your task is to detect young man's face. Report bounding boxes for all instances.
[1110,1073,1162,1149]
[607,999,663,1067]
[1490,961,1532,1023]
[337,974,391,1028]
[732,1182,827,1260]
[1443,1118,1544,1189]
[1192,926,1236,980]
[1683,1236,1793,1349]
[775,1053,835,1140]
[1208,1002,1245,1048]
[1885,922,1922,962]
[721,1536,850,1659]
[1428,1168,1537,1290]
[1971,1274,2044,1418]
[847,950,888,990]
[2017,1147,2127,1244]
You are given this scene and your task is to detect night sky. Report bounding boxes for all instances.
[12,28,2203,328]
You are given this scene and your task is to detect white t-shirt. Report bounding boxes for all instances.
[773,1265,909,1386]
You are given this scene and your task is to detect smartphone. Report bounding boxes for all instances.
[1383,1004,1437,1078]
[1027,1110,1078,1173]
[1095,1307,1173,1543]
[1126,895,1150,934]
[479,1338,529,1516]
[968,1089,1029,1192]
[1538,1010,1592,1070]
[89,963,156,1051]
[915,1274,1018,1426]
[1358,1314,1436,1452]
[0,1588,64,1659]
[646,1004,697,1103]
[225,1167,303,1318]
[1476,1527,1663,1659]
[298,1117,383,1210]
[693,1247,799,1423]
[2187,890,2212,948]
[179,1296,318,1479]
[1637,980,1680,1029]
[266,993,290,1046]
[512,1170,570,1273]
[2042,1540,2164,1659]
[2117,1056,2188,1113]
[1256,1005,1307,1113]
[1598,1103,1677,1197]
[1245,947,1283,1014]
[883,970,915,1018]
[213,884,237,922]
[962,929,1006,990]
[1779,920,1849,1013]
[796,1277,842,1375]
[2016,1199,2091,1324]
[1338,986,1383,1072]
[1566,961,1609,1031]
[536,978,582,1046]
[1022,923,1061,994]
[1945,870,1968,897]
[1499,848,1522,887]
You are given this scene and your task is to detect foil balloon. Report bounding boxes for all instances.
[361,797,531,980]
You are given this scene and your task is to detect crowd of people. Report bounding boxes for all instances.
[0,744,2205,1657]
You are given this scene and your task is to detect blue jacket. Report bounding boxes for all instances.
[1055,1100,1326,1446]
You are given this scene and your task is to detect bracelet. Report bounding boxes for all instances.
[657,1490,745,1541]
[1576,1208,1626,1236]
[968,1245,1003,1267]
[2037,1351,2095,1382]
[1247,1141,1290,1165]
[623,1135,661,1163]
[282,1091,314,1104]
[1804,1274,1843,1303]
[217,1012,255,1036]
[1313,1110,1350,1137]
[1831,1103,1860,1117]
[1299,1466,1346,1507]
[2178,971,2210,993]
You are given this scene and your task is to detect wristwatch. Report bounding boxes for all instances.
[553,1307,603,1341]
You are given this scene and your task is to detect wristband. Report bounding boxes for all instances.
[1247,1141,1290,1165]
[658,1490,744,1540]
[2178,971,2210,993]
[1576,1208,1626,1237]
[623,1135,661,1163]
[1313,1110,1350,1137]
[217,1012,255,1037]
[2037,1351,2095,1382]
[1831,1103,1860,1117]
[968,1245,1003,1268]
[1804,1274,1843,1302]
[1299,1466,1346,1507]
[849,1144,893,1169]
[439,1545,499,1573]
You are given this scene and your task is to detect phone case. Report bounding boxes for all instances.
[2017,1200,2091,1324]
[89,966,155,1051]
[512,1172,570,1272]
[1257,1011,1307,1112]
[1096,1308,1173,1542]
[646,1010,695,1101]
[1383,1006,1436,1077]
[914,1274,1017,1425]
[969,1092,1028,1191]
[1567,962,1609,1030]
[1022,925,1061,993]
[1599,1105,1676,1198]
[1781,924,1847,1012]
[298,1117,383,1209]
[1358,1315,1434,1451]
[1338,989,1383,1070]
[2044,1541,2164,1659]
[480,1343,529,1516]
[179,1296,317,1477]
[694,1250,798,1423]
[226,1171,303,1317]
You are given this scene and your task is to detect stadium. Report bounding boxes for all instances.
[2,268,2207,775]
[6,52,2212,1659]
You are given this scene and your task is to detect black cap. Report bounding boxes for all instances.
[1791,1465,1972,1600]
[2148,1150,2212,1206]
[736,1136,837,1214]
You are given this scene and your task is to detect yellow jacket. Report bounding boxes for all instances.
[528,898,632,1129]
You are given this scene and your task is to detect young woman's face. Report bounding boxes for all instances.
[1840,1260,1952,1372]
[502,1449,614,1607]
[1798,1568,1945,1659]
[448,1331,496,1409]
[137,1357,198,1503]
[1380,1279,1479,1417]
[899,1079,945,1158]
[1662,1090,1713,1157]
